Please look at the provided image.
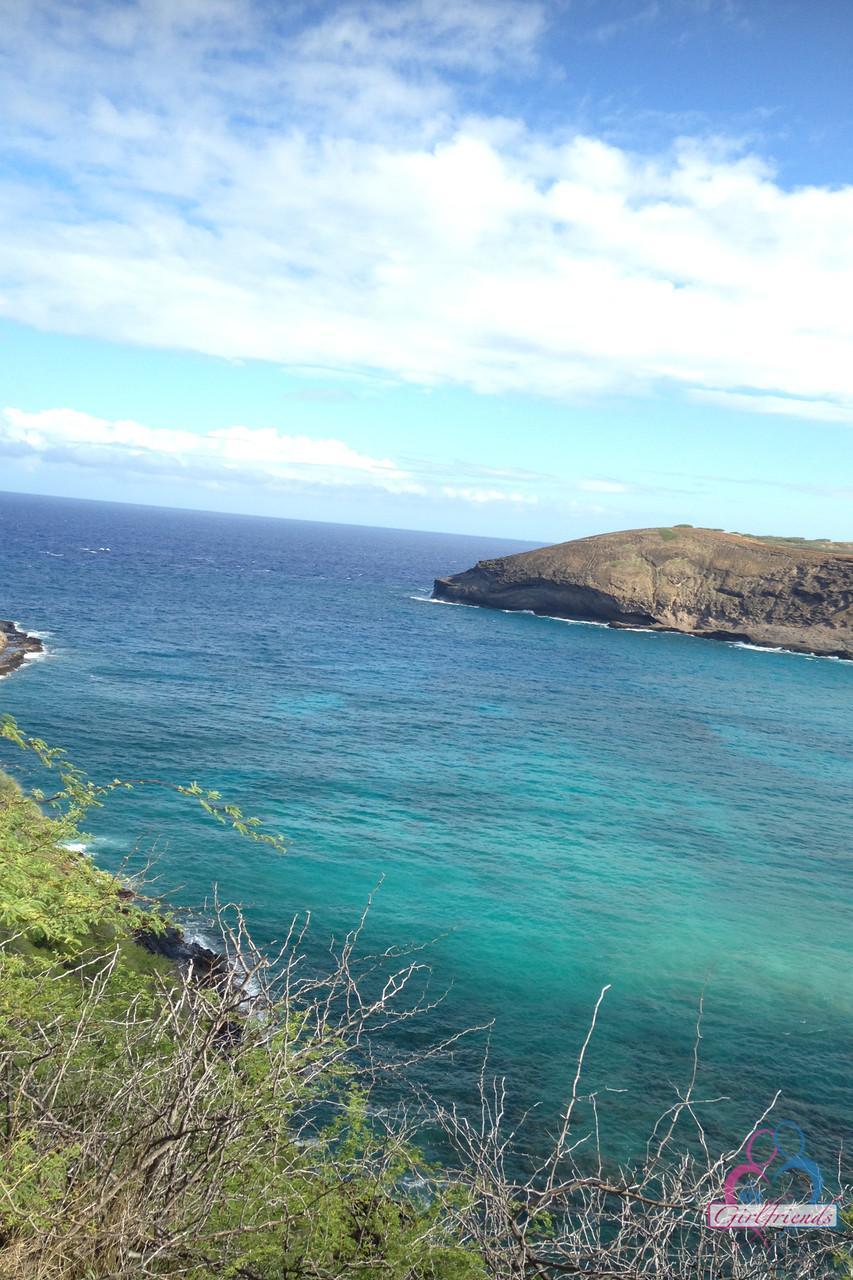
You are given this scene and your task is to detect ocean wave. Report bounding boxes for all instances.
[408,594,479,609]
[183,925,219,952]
[409,595,614,627]
[0,645,53,678]
[12,621,53,641]
[89,835,126,851]
[180,922,262,1000]
[730,641,786,654]
[729,640,851,663]
[545,615,610,628]
[412,597,851,663]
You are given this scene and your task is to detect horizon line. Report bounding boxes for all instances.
[0,486,547,547]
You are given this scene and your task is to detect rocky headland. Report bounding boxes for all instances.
[433,526,853,660]
[0,619,43,677]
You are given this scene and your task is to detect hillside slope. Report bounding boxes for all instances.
[433,526,853,659]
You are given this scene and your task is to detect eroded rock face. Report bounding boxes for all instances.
[433,527,853,659]
[0,620,43,677]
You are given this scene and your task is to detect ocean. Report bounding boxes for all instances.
[1,490,851,1170]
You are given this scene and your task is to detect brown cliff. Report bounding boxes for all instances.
[433,526,853,660]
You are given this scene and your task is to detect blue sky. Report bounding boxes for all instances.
[1,0,852,541]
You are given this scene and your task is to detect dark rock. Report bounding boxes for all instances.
[135,922,227,988]
[0,619,43,678]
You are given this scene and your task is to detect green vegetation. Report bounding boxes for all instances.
[1,715,847,1279]
[0,720,484,1280]
[732,532,853,550]
[0,771,160,963]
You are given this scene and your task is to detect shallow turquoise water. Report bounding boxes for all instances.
[1,492,851,1168]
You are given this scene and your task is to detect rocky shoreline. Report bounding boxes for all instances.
[434,526,853,661]
[0,623,239,997]
[133,913,229,988]
[0,619,44,678]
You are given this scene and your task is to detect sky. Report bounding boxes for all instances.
[1,0,852,541]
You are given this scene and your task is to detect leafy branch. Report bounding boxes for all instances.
[0,715,287,852]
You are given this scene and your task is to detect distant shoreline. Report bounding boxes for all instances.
[0,620,44,678]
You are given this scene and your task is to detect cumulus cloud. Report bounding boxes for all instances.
[1,0,852,422]
[1,405,630,510]
[0,406,418,493]
[1,406,570,507]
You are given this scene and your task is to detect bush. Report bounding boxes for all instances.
[1,718,847,1278]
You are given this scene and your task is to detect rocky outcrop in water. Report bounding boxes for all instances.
[433,526,853,660]
[0,620,43,677]
[134,918,228,989]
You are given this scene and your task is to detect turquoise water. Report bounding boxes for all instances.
[1,492,852,1168]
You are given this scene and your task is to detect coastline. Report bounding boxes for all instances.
[1,636,237,993]
[432,524,853,663]
[429,588,853,662]
[0,619,44,678]
[133,911,229,988]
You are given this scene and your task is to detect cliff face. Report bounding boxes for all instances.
[433,527,853,659]
[0,620,43,677]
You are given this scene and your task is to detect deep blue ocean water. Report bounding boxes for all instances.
[2,491,852,1171]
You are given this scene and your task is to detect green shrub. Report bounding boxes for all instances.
[1,718,846,1279]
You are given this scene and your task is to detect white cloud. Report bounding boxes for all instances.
[690,390,853,424]
[0,0,852,423]
[1,406,559,506]
[292,0,546,76]
[583,2,661,45]
[0,406,418,492]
